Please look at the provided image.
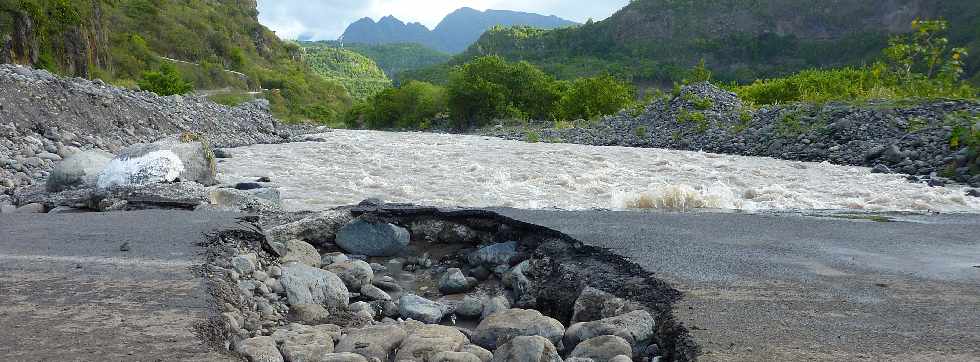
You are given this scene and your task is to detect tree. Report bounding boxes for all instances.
[137,63,193,96]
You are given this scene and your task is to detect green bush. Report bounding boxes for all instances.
[138,63,193,96]
[345,81,448,129]
[555,75,635,121]
[447,56,561,128]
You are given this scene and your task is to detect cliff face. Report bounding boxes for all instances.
[0,0,109,78]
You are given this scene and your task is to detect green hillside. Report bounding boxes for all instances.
[0,0,351,124]
[300,44,392,99]
[299,41,451,82]
[447,0,980,85]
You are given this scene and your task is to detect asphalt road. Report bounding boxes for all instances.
[0,210,240,361]
[490,208,980,361]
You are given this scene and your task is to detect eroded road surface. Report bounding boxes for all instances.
[491,208,980,361]
[0,210,239,362]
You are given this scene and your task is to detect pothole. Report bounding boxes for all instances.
[197,201,699,361]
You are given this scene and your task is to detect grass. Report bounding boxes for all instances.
[677,109,709,133]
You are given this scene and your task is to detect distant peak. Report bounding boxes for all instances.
[449,7,481,14]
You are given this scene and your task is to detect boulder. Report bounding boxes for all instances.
[439,268,476,295]
[490,336,561,362]
[459,344,493,362]
[278,327,336,362]
[335,219,410,257]
[97,135,216,188]
[290,304,331,325]
[481,296,511,321]
[321,252,350,266]
[472,309,564,350]
[319,353,369,362]
[360,284,392,301]
[231,254,257,275]
[275,239,321,268]
[280,263,349,310]
[569,335,633,361]
[45,150,113,192]
[455,296,484,319]
[265,210,354,249]
[208,187,281,212]
[324,260,374,290]
[393,324,469,361]
[237,336,284,362]
[335,324,408,361]
[572,287,643,323]
[467,241,518,267]
[431,351,482,362]
[399,294,450,324]
[564,310,656,349]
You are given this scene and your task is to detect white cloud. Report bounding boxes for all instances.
[256,0,628,40]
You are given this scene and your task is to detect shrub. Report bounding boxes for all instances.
[635,126,648,138]
[138,63,193,96]
[346,81,448,129]
[525,130,541,143]
[677,109,709,133]
[555,75,635,121]
[447,56,560,128]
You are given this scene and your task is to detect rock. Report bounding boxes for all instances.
[569,335,633,361]
[237,336,284,362]
[372,275,401,292]
[373,300,400,318]
[468,241,518,267]
[13,202,45,213]
[967,189,980,198]
[399,294,450,324]
[96,135,216,188]
[208,187,281,212]
[319,353,369,362]
[431,351,482,362]
[572,287,643,323]
[459,344,493,362]
[37,152,62,161]
[564,310,656,350]
[437,223,479,244]
[455,296,484,319]
[279,328,336,362]
[871,163,893,174]
[280,262,349,310]
[393,324,469,361]
[324,260,374,290]
[236,182,263,190]
[505,262,532,305]
[335,219,410,257]
[290,304,330,325]
[609,355,632,362]
[213,149,233,158]
[265,209,354,248]
[360,284,392,301]
[439,268,476,295]
[45,150,113,192]
[472,308,565,350]
[490,336,561,362]
[321,252,350,266]
[276,239,321,268]
[232,254,257,275]
[335,324,408,361]
[481,296,511,321]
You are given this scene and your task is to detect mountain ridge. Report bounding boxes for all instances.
[340,7,577,53]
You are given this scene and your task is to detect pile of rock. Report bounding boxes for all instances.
[215,207,670,362]
[484,82,980,189]
[0,64,306,195]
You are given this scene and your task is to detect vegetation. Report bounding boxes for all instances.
[343,81,447,129]
[138,63,193,96]
[730,20,977,105]
[311,42,453,80]
[300,44,392,99]
[0,0,352,124]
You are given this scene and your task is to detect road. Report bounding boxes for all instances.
[0,210,240,361]
[490,208,980,361]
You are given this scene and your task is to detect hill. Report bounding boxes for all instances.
[0,0,351,124]
[300,41,451,82]
[455,0,980,84]
[340,7,577,54]
[300,44,392,99]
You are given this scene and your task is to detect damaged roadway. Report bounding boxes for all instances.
[2,207,979,361]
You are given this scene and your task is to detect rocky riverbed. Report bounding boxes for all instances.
[484,83,980,188]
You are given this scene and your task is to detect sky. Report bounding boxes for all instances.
[256,0,629,41]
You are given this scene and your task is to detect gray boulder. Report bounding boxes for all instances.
[481,296,511,321]
[439,268,476,295]
[208,187,281,212]
[490,336,561,362]
[45,150,113,192]
[399,294,450,324]
[569,335,633,361]
[236,336,284,362]
[360,284,392,301]
[335,324,408,361]
[280,263,349,310]
[275,239,321,268]
[468,241,518,266]
[572,287,643,323]
[459,344,493,362]
[472,308,565,350]
[265,209,354,248]
[277,327,336,362]
[320,353,369,362]
[564,310,656,350]
[455,296,484,319]
[324,260,374,290]
[431,351,483,362]
[335,219,410,257]
[97,135,216,188]
[393,324,469,362]
[290,304,331,325]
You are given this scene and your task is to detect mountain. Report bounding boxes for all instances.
[299,44,392,99]
[300,41,451,82]
[340,7,578,53]
[454,0,980,84]
[0,0,351,124]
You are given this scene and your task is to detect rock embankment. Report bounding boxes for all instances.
[0,64,304,199]
[485,83,980,188]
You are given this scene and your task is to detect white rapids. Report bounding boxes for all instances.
[219,130,980,213]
